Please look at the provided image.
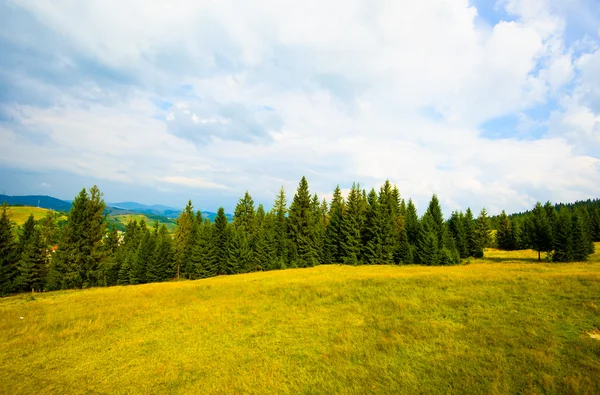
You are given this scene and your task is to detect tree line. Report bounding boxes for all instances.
[0,178,596,295]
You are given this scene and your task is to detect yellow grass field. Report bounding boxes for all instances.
[1,245,599,394]
[112,214,177,232]
[5,206,65,226]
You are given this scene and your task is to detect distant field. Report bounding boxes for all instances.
[5,206,66,226]
[1,245,599,394]
[112,214,177,232]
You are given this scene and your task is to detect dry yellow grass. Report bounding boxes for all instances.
[1,244,599,394]
[5,206,65,226]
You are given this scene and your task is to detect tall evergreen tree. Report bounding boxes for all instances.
[194,219,217,278]
[174,200,198,279]
[340,183,363,265]
[525,202,554,261]
[425,194,445,248]
[362,189,384,264]
[271,186,289,266]
[405,199,420,246]
[377,181,398,264]
[464,208,478,257]
[233,191,256,233]
[495,210,514,250]
[552,209,573,262]
[572,210,594,261]
[15,214,46,292]
[474,208,492,254]
[417,216,439,265]
[288,177,319,267]
[214,207,230,275]
[448,211,468,258]
[324,185,344,264]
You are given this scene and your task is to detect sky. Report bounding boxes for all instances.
[1,0,599,215]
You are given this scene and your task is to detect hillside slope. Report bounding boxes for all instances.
[1,247,599,394]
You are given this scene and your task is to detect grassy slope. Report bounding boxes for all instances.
[1,246,600,394]
[5,206,65,226]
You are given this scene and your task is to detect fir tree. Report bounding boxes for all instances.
[552,209,573,262]
[174,200,198,279]
[362,189,383,264]
[526,202,554,261]
[464,208,478,257]
[233,191,256,233]
[227,228,251,274]
[495,210,514,250]
[271,186,289,265]
[448,211,468,258]
[340,183,363,265]
[214,207,230,275]
[15,214,46,292]
[474,207,492,254]
[572,211,594,261]
[405,199,420,246]
[425,194,445,248]
[377,181,398,264]
[417,216,439,265]
[288,177,319,267]
[324,185,344,264]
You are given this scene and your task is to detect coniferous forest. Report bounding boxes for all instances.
[0,178,598,295]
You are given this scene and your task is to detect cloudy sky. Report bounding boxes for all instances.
[1,0,599,214]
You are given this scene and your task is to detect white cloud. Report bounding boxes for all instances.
[1,0,600,213]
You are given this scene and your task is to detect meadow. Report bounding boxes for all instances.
[112,214,177,232]
[5,206,66,226]
[1,245,599,394]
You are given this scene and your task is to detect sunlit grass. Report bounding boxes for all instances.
[5,206,66,226]
[1,244,599,394]
[112,214,176,232]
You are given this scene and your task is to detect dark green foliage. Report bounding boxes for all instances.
[324,185,344,264]
[495,210,515,250]
[572,211,594,261]
[425,194,445,248]
[15,214,46,292]
[271,187,289,265]
[395,216,413,264]
[288,177,319,268]
[174,201,198,279]
[475,208,492,253]
[233,191,256,233]
[340,183,363,265]
[417,216,439,265]
[525,202,554,261]
[405,199,420,245]
[362,189,384,265]
[552,209,573,262]
[448,211,468,258]
[464,208,477,257]
[55,186,107,289]
[214,207,230,275]
[227,228,251,274]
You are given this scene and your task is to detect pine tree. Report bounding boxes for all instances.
[131,227,155,284]
[56,186,107,289]
[362,189,383,264]
[102,225,121,286]
[405,199,420,246]
[572,210,594,261]
[214,207,230,275]
[395,215,413,264]
[474,208,492,255]
[425,194,445,248]
[15,214,46,292]
[448,211,468,258]
[495,210,514,250]
[417,216,439,265]
[324,185,344,264]
[340,183,363,265]
[233,191,256,233]
[526,202,554,261]
[146,223,166,283]
[552,209,573,262]
[227,228,251,274]
[464,208,478,257]
[288,177,319,267]
[195,219,217,278]
[271,186,289,265]
[174,200,198,279]
[377,181,398,264]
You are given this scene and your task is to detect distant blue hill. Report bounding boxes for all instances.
[0,195,232,222]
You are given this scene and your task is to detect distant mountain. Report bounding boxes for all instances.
[108,202,178,213]
[0,195,72,212]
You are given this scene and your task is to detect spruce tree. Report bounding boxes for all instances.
[340,183,363,265]
[15,214,46,292]
[362,189,383,264]
[324,185,344,264]
[395,215,413,264]
[288,177,319,267]
[552,209,573,262]
[448,211,468,258]
[572,211,594,261]
[425,194,445,248]
[526,202,554,261]
[195,219,217,278]
[377,181,398,264]
[405,199,420,246]
[271,186,289,265]
[214,207,230,275]
[227,228,251,274]
[464,208,478,257]
[233,191,256,233]
[474,208,492,255]
[417,216,439,265]
[495,210,514,250]
[174,200,198,279]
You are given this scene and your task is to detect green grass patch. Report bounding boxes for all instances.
[6,206,66,226]
[1,245,600,393]
[112,214,177,232]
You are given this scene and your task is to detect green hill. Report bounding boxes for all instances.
[5,206,67,226]
[1,245,599,393]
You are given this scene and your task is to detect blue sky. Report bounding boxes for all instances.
[1,0,599,214]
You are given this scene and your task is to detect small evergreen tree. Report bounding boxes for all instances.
[552,209,573,262]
